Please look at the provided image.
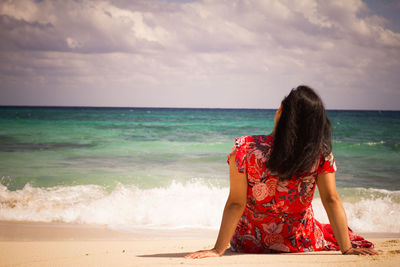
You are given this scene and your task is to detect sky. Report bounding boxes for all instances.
[0,0,399,110]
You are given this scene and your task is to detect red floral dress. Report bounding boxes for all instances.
[228,135,374,253]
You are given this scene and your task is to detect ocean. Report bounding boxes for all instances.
[0,107,399,234]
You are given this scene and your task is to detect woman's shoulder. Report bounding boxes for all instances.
[231,135,273,161]
[234,134,273,148]
[316,152,337,175]
[229,135,273,173]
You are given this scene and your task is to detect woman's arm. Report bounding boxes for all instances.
[317,172,378,255]
[185,152,248,259]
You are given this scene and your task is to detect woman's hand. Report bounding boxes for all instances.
[184,248,221,259]
[343,247,379,255]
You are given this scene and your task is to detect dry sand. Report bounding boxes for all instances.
[1,221,399,267]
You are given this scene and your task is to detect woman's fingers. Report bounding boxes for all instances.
[367,248,380,255]
[361,248,379,255]
[184,251,202,259]
[345,248,379,255]
[184,249,220,259]
[185,251,210,259]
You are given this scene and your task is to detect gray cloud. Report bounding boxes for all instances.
[0,0,399,109]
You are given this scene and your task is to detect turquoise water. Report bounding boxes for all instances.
[0,107,399,232]
[0,108,274,190]
[1,107,398,190]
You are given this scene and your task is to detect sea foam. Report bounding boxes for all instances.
[1,181,399,233]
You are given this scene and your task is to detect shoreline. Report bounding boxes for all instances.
[1,221,400,266]
[0,221,219,241]
[1,221,400,241]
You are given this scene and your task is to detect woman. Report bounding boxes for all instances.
[186,86,378,259]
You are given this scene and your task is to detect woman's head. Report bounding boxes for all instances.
[267,85,332,179]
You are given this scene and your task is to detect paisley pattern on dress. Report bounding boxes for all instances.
[228,135,373,253]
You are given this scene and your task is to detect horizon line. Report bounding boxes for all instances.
[0,104,399,112]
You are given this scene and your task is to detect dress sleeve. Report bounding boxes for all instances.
[317,152,337,175]
[227,136,250,173]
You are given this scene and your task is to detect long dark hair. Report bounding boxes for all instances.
[267,85,332,179]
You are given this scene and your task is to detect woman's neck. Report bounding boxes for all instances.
[271,127,276,137]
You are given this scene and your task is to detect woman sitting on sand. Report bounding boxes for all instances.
[186,86,378,259]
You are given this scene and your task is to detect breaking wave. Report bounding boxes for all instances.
[1,181,399,233]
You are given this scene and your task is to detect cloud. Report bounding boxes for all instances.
[0,0,170,53]
[0,0,399,109]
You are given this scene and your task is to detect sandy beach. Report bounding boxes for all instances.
[0,222,399,267]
